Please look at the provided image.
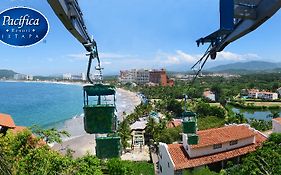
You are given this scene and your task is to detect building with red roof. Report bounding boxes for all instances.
[158,124,267,175]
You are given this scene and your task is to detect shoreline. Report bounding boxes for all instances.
[0,79,84,86]
[52,88,141,157]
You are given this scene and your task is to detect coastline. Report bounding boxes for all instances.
[51,87,141,157]
[0,80,84,86]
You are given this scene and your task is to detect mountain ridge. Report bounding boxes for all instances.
[208,61,281,72]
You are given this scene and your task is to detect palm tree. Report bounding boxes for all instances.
[118,120,131,152]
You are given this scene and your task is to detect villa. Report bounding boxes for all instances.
[158,124,267,175]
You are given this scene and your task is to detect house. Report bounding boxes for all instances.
[247,89,259,99]
[246,89,278,100]
[0,113,16,135]
[130,118,148,146]
[272,117,281,133]
[203,90,216,102]
[158,124,267,175]
[257,91,278,100]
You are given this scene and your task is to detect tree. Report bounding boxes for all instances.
[118,120,131,151]
[30,125,70,144]
[227,133,281,175]
[107,158,134,175]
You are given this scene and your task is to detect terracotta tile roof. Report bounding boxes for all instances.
[167,120,182,128]
[191,125,256,149]
[0,113,16,128]
[168,131,267,170]
[272,117,281,124]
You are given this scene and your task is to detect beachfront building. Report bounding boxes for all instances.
[272,117,281,133]
[63,73,86,81]
[119,68,174,86]
[13,73,33,81]
[149,69,174,87]
[158,124,267,175]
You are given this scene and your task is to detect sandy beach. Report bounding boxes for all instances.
[51,88,141,158]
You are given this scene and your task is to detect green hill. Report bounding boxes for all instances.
[0,69,17,79]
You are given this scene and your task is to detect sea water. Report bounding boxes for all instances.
[0,81,83,128]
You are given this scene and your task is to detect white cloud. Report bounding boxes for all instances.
[67,53,87,60]
[101,61,112,65]
[217,51,260,61]
[156,50,199,66]
[67,52,135,61]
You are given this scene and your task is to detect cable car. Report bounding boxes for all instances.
[83,84,117,134]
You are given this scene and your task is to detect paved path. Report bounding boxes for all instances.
[151,152,159,175]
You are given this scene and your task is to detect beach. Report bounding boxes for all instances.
[51,88,141,157]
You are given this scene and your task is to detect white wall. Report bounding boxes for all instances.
[158,143,175,175]
[273,120,281,133]
[186,136,255,158]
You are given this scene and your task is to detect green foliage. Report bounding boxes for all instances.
[118,119,131,150]
[158,126,182,144]
[107,158,134,175]
[106,159,154,175]
[195,102,226,118]
[30,125,70,144]
[268,133,281,144]
[155,98,184,118]
[226,113,247,124]
[183,166,219,175]
[197,116,225,130]
[248,118,272,131]
[126,104,153,123]
[227,133,281,175]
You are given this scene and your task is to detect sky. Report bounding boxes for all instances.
[0,0,281,75]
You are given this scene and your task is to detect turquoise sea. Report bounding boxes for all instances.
[0,81,83,128]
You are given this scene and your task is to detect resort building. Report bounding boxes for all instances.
[158,124,267,175]
[272,117,281,133]
[119,68,174,86]
[257,91,278,100]
[247,89,259,99]
[149,69,174,87]
[62,73,86,81]
[13,73,33,81]
[244,89,278,100]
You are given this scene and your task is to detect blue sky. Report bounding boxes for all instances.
[1,0,281,75]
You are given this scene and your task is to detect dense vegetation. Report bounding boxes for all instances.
[0,129,154,175]
[226,133,281,175]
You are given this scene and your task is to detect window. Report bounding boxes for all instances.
[230,140,238,146]
[213,144,222,149]
[160,165,162,173]
[168,162,170,168]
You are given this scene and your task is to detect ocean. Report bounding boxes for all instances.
[0,81,83,128]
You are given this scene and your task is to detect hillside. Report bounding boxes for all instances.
[0,69,17,79]
[208,61,281,72]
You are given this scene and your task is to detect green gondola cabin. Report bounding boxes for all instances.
[83,84,117,134]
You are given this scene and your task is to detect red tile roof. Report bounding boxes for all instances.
[0,113,16,128]
[168,131,267,170]
[273,118,281,124]
[191,125,256,149]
